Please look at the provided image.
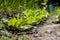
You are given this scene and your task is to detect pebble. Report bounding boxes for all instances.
[56,31,60,37]
[34,27,37,29]
[32,29,38,34]
[33,34,38,38]
[45,30,52,34]
[7,33,12,38]
[0,32,2,36]
[17,33,22,35]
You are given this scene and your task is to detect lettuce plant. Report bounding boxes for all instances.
[7,9,48,31]
[53,7,60,22]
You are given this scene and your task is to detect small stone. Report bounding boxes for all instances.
[7,33,12,38]
[0,33,2,36]
[32,29,38,34]
[56,31,60,37]
[1,30,4,33]
[17,33,22,35]
[38,37,42,40]
[0,28,2,30]
[33,34,38,37]
[45,30,52,34]
[26,32,33,34]
[34,27,37,29]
